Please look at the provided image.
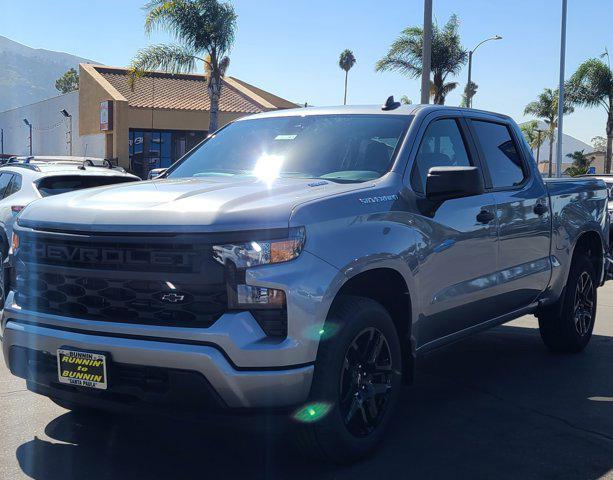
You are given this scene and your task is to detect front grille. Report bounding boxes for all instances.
[14,232,228,328]
[16,271,226,327]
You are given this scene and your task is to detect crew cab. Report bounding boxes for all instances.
[1,103,609,463]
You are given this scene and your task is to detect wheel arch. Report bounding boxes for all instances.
[571,229,605,284]
[328,266,416,384]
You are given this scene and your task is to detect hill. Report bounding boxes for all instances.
[0,35,96,112]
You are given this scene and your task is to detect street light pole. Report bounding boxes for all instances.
[420,0,433,104]
[466,35,502,108]
[23,119,32,156]
[555,0,568,178]
[0,128,3,159]
[60,109,73,156]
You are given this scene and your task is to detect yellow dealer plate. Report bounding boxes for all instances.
[57,349,108,390]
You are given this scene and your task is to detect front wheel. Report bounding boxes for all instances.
[294,296,403,463]
[538,254,597,353]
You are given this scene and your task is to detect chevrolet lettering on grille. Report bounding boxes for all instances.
[28,243,197,267]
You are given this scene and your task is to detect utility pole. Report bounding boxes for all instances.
[420,0,433,104]
[555,0,568,178]
[61,109,73,155]
[466,35,502,108]
[0,128,3,159]
[23,119,32,156]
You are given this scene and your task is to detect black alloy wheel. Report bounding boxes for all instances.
[339,327,394,437]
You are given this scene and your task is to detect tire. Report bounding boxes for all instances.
[294,295,403,463]
[538,253,597,353]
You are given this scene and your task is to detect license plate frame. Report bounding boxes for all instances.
[56,348,108,390]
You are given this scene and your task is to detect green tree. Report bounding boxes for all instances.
[592,135,607,152]
[338,49,356,105]
[566,52,613,173]
[524,88,574,177]
[460,81,477,108]
[400,95,412,105]
[376,14,467,105]
[564,149,593,176]
[520,120,546,161]
[129,0,237,132]
[55,68,79,94]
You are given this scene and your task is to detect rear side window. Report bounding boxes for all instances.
[36,176,137,197]
[0,173,13,198]
[411,118,472,193]
[4,174,21,198]
[471,120,526,188]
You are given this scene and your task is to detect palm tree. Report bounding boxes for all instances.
[564,150,593,176]
[460,81,477,108]
[524,88,574,177]
[520,120,546,160]
[376,14,467,105]
[339,49,356,105]
[400,95,412,105]
[129,0,237,133]
[566,52,613,173]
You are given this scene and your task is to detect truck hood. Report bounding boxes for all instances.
[18,176,369,233]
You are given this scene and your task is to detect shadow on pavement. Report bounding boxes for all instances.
[16,325,613,480]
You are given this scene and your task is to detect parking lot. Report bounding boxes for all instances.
[1,282,613,479]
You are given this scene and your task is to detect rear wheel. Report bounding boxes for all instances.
[538,254,597,353]
[294,296,402,463]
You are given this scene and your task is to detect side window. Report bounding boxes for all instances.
[4,174,21,198]
[471,120,526,188]
[0,174,13,198]
[411,118,472,193]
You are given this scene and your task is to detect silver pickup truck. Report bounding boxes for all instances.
[1,103,609,463]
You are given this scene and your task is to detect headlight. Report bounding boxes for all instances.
[212,227,306,269]
[212,227,305,313]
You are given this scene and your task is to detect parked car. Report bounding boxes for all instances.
[0,158,139,265]
[2,103,609,463]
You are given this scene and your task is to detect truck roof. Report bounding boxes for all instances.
[239,104,512,121]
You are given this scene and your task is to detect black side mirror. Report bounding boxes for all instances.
[426,166,484,202]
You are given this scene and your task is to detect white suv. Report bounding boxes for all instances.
[0,158,139,258]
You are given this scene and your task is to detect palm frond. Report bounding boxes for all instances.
[376,15,466,95]
[567,58,613,109]
[219,56,230,76]
[339,49,356,72]
[375,56,420,76]
[128,43,201,89]
[143,0,237,58]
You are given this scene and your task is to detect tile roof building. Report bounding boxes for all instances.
[79,64,297,177]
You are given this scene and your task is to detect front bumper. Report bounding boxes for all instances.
[2,309,313,409]
[1,245,342,411]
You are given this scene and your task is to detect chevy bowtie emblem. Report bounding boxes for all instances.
[161,293,186,303]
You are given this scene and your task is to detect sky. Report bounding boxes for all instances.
[1,0,611,145]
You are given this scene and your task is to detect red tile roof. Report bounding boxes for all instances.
[94,66,282,113]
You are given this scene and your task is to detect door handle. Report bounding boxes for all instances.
[476,210,495,224]
[534,203,548,216]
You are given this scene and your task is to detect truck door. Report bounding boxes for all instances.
[407,115,500,347]
[467,116,551,315]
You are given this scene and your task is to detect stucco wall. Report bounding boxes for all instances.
[0,91,104,157]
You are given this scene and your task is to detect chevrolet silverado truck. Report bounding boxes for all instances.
[1,103,609,463]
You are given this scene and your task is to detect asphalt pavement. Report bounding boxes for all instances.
[2,283,613,479]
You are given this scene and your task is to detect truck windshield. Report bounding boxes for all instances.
[167,114,411,183]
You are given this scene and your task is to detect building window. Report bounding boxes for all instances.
[129,129,206,179]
